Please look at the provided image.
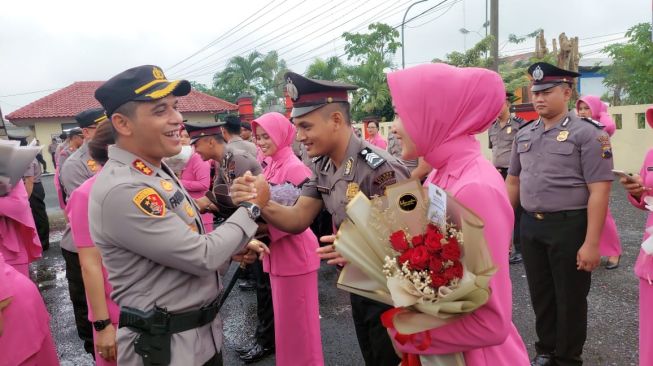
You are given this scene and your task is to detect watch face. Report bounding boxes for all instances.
[251,205,261,218]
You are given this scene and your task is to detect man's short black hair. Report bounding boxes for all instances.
[223,115,242,135]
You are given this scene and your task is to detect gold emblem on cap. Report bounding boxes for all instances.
[160,180,173,191]
[153,67,165,80]
[346,182,360,202]
[326,97,333,103]
[557,130,569,142]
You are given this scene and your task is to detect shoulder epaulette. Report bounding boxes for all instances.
[580,117,605,129]
[311,156,324,164]
[359,147,385,169]
[519,119,536,130]
[513,116,525,123]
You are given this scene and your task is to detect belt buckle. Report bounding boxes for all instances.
[534,212,545,220]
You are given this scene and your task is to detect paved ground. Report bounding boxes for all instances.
[33,175,642,365]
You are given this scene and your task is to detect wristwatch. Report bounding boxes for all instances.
[239,201,261,220]
[93,318,112,331]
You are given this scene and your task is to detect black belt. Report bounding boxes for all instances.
[523,208,587,221]
[119,297,220,334]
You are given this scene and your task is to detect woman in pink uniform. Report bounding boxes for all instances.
[366,121,388,149]
[178,128,213,232]
[0,253,59,365]
[66,121,118,364]
[252,112,323,366]
[619,106,653,366]
[576,95,622,269]
[0,180,42,277]
[386,63,529,365]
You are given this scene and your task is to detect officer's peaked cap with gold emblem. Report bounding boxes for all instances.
[527,62,580,92]
[284,71,358,118]
[75,107,107,128]
[184,122,224,145]
[95,65,191,116]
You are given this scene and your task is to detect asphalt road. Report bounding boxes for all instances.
[33,175,643,365]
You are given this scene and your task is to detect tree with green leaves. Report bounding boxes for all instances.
[601,23,653,105]
[305,56,346,81]
[342,23,401,121]
[212,51,265,103]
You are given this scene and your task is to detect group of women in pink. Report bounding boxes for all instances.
[3,62,653,366]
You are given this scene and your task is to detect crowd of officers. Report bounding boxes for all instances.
[7,59,640,366]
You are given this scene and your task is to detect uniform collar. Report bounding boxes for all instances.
[228,136,244,144]
[538,111,573,133]
[319,134,362,183]
[107,145,169,177]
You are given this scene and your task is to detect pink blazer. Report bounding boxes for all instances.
[0,180,42,266]
[179,152,213,232]
[627,148,653,281]
[367,134,388,150]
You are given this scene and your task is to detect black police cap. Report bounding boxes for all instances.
[528,62,581,92]
[75,107,107,128]
[184,122,224,145]
[284,71,358,118]
[95,65,191,116]
[67,128,83,137]
[218,115,241,129]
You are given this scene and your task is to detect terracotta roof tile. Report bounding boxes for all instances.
[6,81,237,121]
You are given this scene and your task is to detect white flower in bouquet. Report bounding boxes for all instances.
[269,182,301,206]
[163,145,192,175]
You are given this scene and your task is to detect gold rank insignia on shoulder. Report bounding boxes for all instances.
[184,201,195,217]
[87,159,99,173]
[344,157,354,176]
[132,188,166,217]
[160,180,173,192]
[346,182,360,202]
[132,159,153,175]
[556,131,569,142]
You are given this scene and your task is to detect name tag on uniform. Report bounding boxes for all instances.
[317,186,331,194]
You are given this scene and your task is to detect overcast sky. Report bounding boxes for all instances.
[1,0,649,114]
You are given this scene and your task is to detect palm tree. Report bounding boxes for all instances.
[305,56,346,81]
[212,51,266,102]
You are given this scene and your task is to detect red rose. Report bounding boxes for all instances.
[412,234,424,247]
[409,246,430,270]
[398,248,414,266]
[441,242,461,261]
[429,256,443,273]
[425,233,443,253]
[430,271,448,289]
[390,231,409,252]
[450,260,464,278]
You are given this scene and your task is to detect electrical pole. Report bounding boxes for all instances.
[402,0,429,69]
[490,0,499,71]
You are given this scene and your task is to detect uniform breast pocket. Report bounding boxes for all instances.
[546,140,575,155]
[516,139,532,153]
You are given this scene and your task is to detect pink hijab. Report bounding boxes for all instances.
[647,106,653,129]
[576,95,616,136]
[387,63,504,170]
[252,112,311,185]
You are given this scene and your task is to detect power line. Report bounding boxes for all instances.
[173,0,357,78]
[405,0,462,29]
[167,0,282,71]
[0,87,62,98]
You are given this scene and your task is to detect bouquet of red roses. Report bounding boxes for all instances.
[334,179,497,366]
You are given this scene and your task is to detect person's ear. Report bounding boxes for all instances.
[112,113,133,138]
[330,110,345,129]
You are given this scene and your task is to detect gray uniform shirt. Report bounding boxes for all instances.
[508,112,614,212]
[301,136,410,228]
[23,158,43,184]
[387,132,418,172]
[89,145,257,366]
[59,142,98,252]
[228,136,258,160]
[212,145,262,214]
[488,116,523,168]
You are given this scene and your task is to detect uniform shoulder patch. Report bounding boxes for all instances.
[359,148,385,169]
[373,170,396,187]
[132,187,166,217]
[132,159,153,175]
[581,117,605,128]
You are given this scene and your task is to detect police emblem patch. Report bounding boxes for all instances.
[132,160,153,175]
[556,131,569,142]
[344,157,354,176]
[133,188,166,217]
[373,171,396,187]
[160,180,174,191]
[532,65,544,81]
[152,67,165,80]
[597,134,612,159]
[346,182,360,202]
[87,159,99,173]
[286,78,299,101]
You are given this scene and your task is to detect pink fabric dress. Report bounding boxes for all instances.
[367,133,388,150]
[386,63,529,365]
[179,152,213,232]
[66,174,119,366]
[626,142,653,366]
[252,112,323,366]
[0,253,59,365]
[576,96,622,257]
[0,180,42,277]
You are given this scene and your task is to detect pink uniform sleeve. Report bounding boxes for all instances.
[391,182,514,353]
[627,149,653,210]
[66,187,94,248]
[0,254,12,301]
[180,155,211,193]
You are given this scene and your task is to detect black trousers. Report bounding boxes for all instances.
[498,167,521,253]
[51,152,57,168]
[28,182,49,250]
[252,259,275,348]
[520,211,591,366]
[61,248,95,355]
[203,352,223,366]
[351,294,401,366]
